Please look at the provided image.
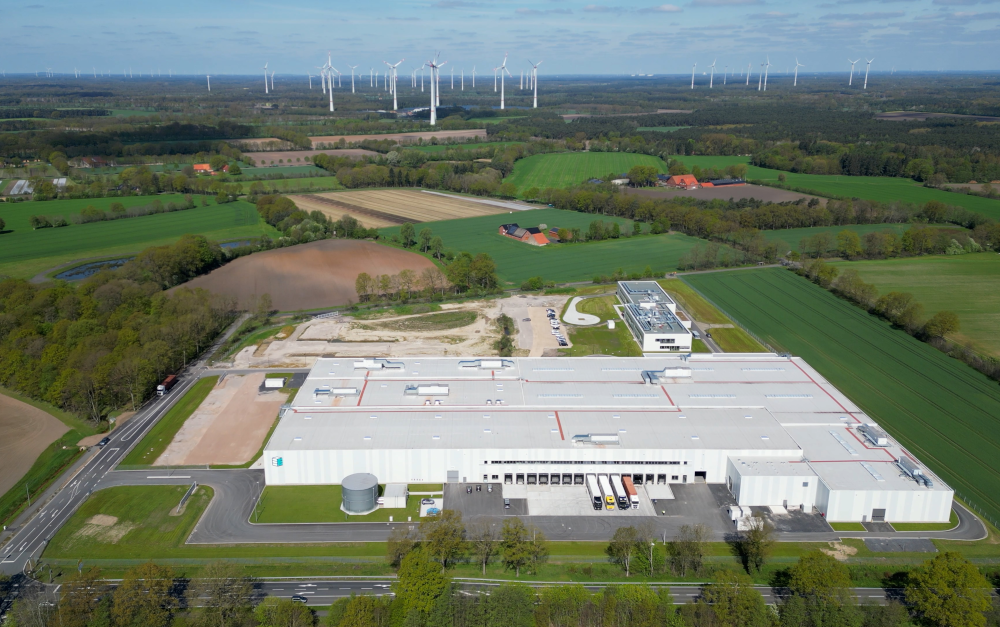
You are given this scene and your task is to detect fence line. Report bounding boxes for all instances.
[955,491,1000,533]
[678,278,783,355]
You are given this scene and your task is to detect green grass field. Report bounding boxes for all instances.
[239,166,326,176]
[761,224,911,253]
[637,127,690,132]
[120,377,218,466]
[380,209,703,285]
[0,194,198,231]
[664,155,1000,220]
[686,268,1000,527]
[561,296,643,357]
[0,200,278,279]
[234,175,342,193]
[255,485,436,523]
[657,279,765,352]
[505,153,667,193]
[829,253,1000,356]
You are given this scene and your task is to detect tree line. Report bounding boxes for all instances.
[0,234,237,425]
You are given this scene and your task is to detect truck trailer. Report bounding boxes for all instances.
[597,475,616,510]
[157,375,178,396]
[622,476,639,509]
[610,474,629,510]
[585,474,602,510]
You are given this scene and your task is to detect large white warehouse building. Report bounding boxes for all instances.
[263,354,952,523]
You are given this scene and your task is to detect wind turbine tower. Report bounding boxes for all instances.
[763,57,771,91]
[863,58,874,89]
[206,75,211,91]
[746,62,751,86]
[758,63,763,91]
[723,65,728,85]
[384,59,404,111]
[691,62,697,89]
[794,59,804,87]
[349,65,359,93]
[848,59,859,86]
[528,60,543,108]
[263,62,269,94]
[709,59,716,88]
[497,53,512,109]
[425,54,447,125]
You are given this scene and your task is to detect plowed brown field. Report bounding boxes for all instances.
[310,129,486,147]
[177,239,436,311]
[288,189,509,228]
[0,394,69,497]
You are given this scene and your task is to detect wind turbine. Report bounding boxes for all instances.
[472,66,476,88]
[497,53,512,109]
[370,68,374,87]
[794,58,804,87]
[848,59,859,86]
[451,67,454,89]
[691,62,696,89]
[206,75,211,91]
[263,62,269,94]
[763,56,771,91]
[863,58,874,89]
[746,62,751,86]
[528,60,542,108]
[270,71,275,91]
[709,59,716,88]
[308,74,314,89]
[384,59,404,111]
[723,65,728,85]
[461,68,464,90]
[349,65,359,93]
[425,54,447,125]
[758,63,763,91]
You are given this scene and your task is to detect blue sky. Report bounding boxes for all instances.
[3,0,999,76]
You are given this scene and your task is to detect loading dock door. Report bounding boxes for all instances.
[447,470,459,483]
[872,508,886,522]
[694,471,707,483]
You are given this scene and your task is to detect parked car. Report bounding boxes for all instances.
[487,485,493,493]
[420,498,435,505]
[466,486,473,493]
[504,498,511,509]
[476,484,482,492]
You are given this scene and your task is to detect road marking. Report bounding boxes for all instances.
[146,476,191,479]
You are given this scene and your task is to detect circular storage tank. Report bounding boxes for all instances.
[341,473,379,514]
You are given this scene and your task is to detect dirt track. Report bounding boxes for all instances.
[626,184,825,204]
[176,240,437,311]
[310,129,486,147]
[0,394,69,497]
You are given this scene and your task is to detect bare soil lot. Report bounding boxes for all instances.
[289,189,510,228]
[247,149,378,166]
[155,373,285,466]
[176,239,436,311]
[0,394,69,497]
[310,129,486,147]
[627,184,825,204]
[876,111,1000,122]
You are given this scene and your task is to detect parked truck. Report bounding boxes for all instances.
[609,474,629,510]
[622,475,639,509]
[157,375,178,396]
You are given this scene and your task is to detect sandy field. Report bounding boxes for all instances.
[876,111,1000,122]
[626,185,825,204]
[155,373,286,466]
[176,239,436,311]
[289,189,511,228]
[247,149,378,166]
[310,129,487,147]
[230,294,574,368]
[0,394,69,497]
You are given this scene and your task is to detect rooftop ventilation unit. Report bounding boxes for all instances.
[857,424,889,447]
[404,383,450,396]
[354,358,404,370]
[458,359,514,369]
[571,433,620,445]
[642,367,693,384]
[896,456,932,487]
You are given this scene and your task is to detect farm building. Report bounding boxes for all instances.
[662,174,700,189]
[616,281,693,352]
[499,223,550,246]
[262,354,953,523]
[707,178,746,187]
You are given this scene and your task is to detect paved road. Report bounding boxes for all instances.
[92,468,987,545]
[0,315,250,577]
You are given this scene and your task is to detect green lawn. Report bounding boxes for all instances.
[686,268,1000,527]
[708,327,766,353]
[237,175,342,193]
[255,485,436,523]
[658,278,765,353]
[892,510,959,531]
[379,209,702,285]
[120,377,218,466]
[505,152,667,193]
[239,166,326,176]
[664,155,1000,220]
[762,224,912,254]
[0,200,278,279]
[829,522,866,531]
[0,194,198,231]
[829,253,1000,357]
[562,296,642,357]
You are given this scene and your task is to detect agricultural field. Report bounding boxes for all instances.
[412,141,522,153]
[829,253,1000,356]
[685,268,1000,526]
[664,155,1000,220]
[309,129,487,147]
[761,224,911,253]
[0,193,196,230]
[504,152,667,193]
[0,199,278,279]
[232,175,342,194]
[379,209,705,285]
[657,279,765,353]
[289,189,512,228]
[238,166,327,176]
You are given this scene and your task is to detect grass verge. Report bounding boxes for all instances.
[830,522,866,531]
[120,377,218,466]
[710,327,766,353]
[255,485,436,523]
[892,510,959,531]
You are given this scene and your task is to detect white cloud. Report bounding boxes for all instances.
[646,4,682,11]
